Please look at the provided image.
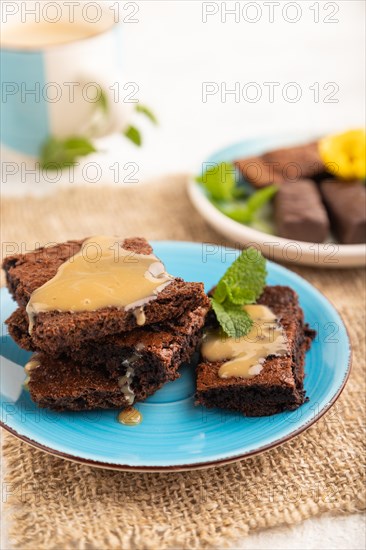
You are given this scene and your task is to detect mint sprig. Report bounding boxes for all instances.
[211,247,267,338]
[41,98,158,168]
[40,136,97,168]
[196,161,237,201]
[218,184,278,223]
[211,299,253,338]
[123,104,158,147]
[196,162,278,234]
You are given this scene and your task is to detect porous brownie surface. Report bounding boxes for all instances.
[27,305,208,411]
[234,157,286,188]
[261,142,325,179]
[274,179,330,243]
[235,142,326,188]
[3,237,209,355]
[28,356,166,411]
[320,179,366,244]
[196,286,315,417]
[9,305,208,375]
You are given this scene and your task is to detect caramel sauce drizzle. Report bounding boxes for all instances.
[201,305,288,379]
[26,236,173,333]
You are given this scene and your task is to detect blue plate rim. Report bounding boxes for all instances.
[0,241,352,471]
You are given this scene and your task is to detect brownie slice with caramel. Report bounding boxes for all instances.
[3,237,209,356]
[196,286,315,417]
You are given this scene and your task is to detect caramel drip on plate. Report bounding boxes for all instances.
[26,236,173,333]
[201,305,288,379]
[117,407,143,426]
[23,355,41,390]
[24,356,41,374]
[118,367,135,405]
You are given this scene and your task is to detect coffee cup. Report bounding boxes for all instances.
[1,3,132,161]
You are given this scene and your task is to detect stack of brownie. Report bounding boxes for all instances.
[3,237,210,411]
[235,141,366,244]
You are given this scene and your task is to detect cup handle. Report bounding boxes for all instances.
[77,73,135,139]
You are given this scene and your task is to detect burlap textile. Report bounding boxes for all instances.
[1,176,365,549]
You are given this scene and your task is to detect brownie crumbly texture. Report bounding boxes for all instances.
[27,356,165,412]
[234,156,286,188]
[196,286,315,417]
[27,305,208,411]
[274,179,330,243]
[3,237,209,356]
[8,305,208,378]
[320,180,366,244]
[235,142,326,188]
[261,142,325,179]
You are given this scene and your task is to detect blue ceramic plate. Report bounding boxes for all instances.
[0,242,351,471]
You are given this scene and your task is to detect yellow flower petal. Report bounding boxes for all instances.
[319,129,366,181]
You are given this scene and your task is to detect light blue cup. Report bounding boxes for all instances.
[1,6,128,160]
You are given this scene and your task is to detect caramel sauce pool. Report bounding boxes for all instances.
[201,305,288,379]
[26,236,173,332]
[117,407,143,426]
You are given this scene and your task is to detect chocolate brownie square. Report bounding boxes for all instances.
[235,156,285,188]
[274,179,330,243]
[235,142,326,188]
[320,180,366,244]
[196,286,315,417]
[3,237,209,356]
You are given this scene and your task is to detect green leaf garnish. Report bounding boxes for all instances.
[196,162,237,201]
[97,89,108,114]
[211,300,253,339]
[135,104,158,125]
[40,136,97,168]
[244,184,278,216]
[218,184,278,223]
[214,247,266,305]
[124,125,142,146]
[196,160,277,232]
[218,201,252,223]
[211,247,267,338]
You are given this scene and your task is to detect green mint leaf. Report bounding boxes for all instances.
[213,247,266,306]
[231,186,248,199]
[244,184,278,219]
[210,248,266,337]
[211,298,253,338]
[212,279,229,304]
[124,125,142,146]
[135,104,158,125]
[196,162,236,201]
[40,136,97,169]
[217,201,252,223]
[97,89,108,114]
[218,185,278,224]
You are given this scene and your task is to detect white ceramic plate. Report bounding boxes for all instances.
[188,135,366,268]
